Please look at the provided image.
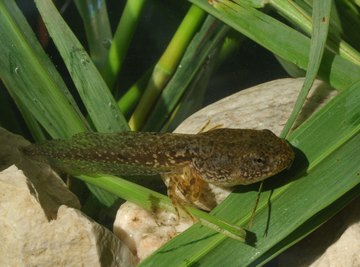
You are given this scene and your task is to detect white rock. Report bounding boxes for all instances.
[114,202,193,261]
[113,78,336,261]
[175,78,336,135]
[278,198,360,267]
[311,221,360,267]
[0,128,137,267]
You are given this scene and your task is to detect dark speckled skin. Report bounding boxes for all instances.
[23,128,294,186]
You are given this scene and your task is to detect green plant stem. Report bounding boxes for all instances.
[129,5,206,131]
[143,17,229,131]
[101,0,147,89]
[117,67,152,118]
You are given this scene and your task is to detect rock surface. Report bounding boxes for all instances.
[311,218,360,267]
[175,78,336,135]
[0,128,137,267]
[278,197,360,267]
[113,78,339,262]
[114,202,193,261]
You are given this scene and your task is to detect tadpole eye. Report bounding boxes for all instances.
[253,157,266,165]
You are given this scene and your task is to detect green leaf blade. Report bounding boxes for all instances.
[0,1,87,139]
[139,74,360,266]
[190,0,360,91]
[281,0,332,137]
[34,0,129,133]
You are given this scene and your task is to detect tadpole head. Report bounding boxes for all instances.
[233,137,295,185]
[193,129,295,187]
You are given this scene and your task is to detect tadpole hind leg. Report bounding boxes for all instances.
[182,167,217,211]
[180,167,202,205]
[163,174,196,222]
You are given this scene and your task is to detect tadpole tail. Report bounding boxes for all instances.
[20,142,50,163]
[20,139,75,174]
[18,131,181,176]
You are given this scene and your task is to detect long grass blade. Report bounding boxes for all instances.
[139,78,360,266]
[0,1,87,139]
[190,0,360,90]
[76,174,246,241]
[270,0,360,65]
[74,0,112,71]
[281,0,332,137]
[34,0,129,133]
